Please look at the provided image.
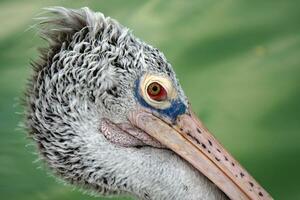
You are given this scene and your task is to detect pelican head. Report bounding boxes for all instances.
[25,7,272,200]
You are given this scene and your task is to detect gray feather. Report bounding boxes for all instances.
[24,7,227,200]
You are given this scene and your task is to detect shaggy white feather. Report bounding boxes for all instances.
[25,7,228,200]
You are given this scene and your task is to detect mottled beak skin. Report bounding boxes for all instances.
[129,107,273,200]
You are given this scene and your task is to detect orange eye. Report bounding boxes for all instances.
[147,82,167,101]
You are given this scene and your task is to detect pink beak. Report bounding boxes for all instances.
[129,107,272,200]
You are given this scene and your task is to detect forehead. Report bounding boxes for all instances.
[141,43,174,76]
[135,41,187,98]
[135,41,188,110]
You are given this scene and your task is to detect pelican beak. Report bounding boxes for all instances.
[129,107,272,200]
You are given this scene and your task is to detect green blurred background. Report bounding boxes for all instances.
[1,0,300,199]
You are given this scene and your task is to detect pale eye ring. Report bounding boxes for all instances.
[140,74,177,109]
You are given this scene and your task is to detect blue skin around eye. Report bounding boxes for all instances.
[134,79,186,121]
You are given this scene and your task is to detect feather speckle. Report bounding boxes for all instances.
[24,7,227,200]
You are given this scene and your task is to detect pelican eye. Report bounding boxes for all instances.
[140,74,177,110]
[147,82,167,101]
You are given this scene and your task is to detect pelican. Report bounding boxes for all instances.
[25,7,272,200]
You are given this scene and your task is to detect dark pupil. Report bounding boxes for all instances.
[152,85,158,92]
